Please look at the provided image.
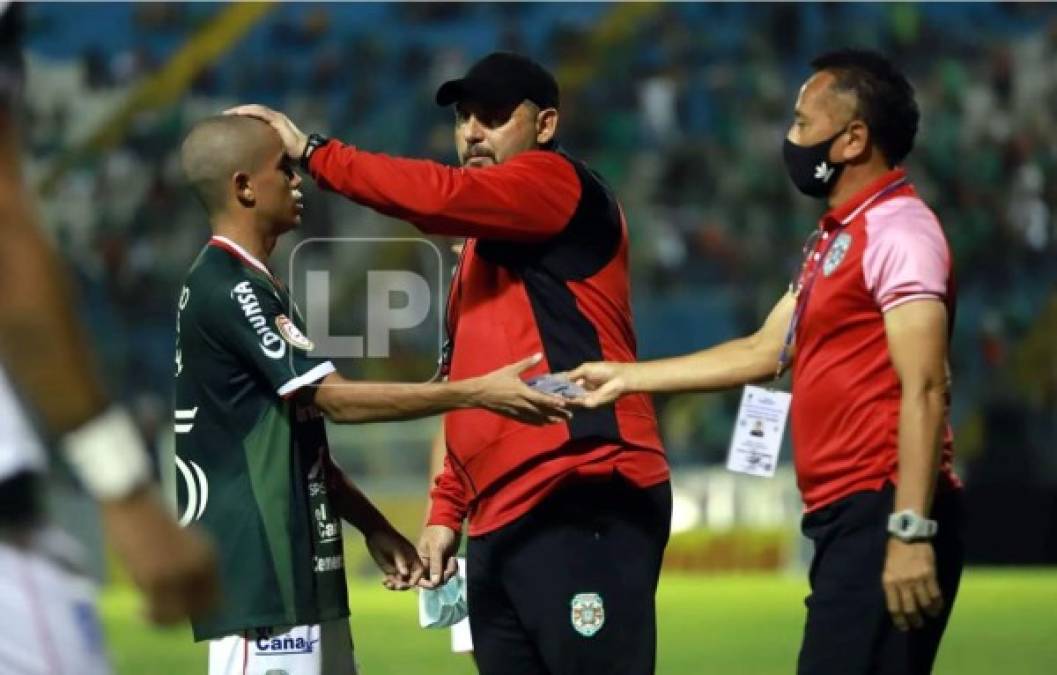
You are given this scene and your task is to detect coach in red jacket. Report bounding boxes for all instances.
[231,52,670,675]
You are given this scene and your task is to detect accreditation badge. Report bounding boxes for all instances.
[726,385,791,478]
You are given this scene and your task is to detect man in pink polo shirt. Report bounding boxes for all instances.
[569,49,962,674]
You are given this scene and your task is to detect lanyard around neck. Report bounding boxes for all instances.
[775,177,908,379]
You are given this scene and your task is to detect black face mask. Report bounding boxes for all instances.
[782,127,848,198]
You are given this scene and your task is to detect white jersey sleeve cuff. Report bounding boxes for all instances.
[277,361,336,398]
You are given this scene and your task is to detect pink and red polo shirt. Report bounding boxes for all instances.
[791,168,961,512]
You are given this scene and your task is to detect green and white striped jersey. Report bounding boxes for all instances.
[173,236,347,641]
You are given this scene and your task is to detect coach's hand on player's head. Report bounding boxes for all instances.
[470,353,572,425]
[102,487,219,625]
[562,361,629,409]
[882,538,944,631]
[415,525,460,590]
[224,104,309,161]
[365,524,426,591]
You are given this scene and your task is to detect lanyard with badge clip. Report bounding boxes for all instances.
[724,231,817,477]
[774,228,832,379]
[727,176,909,478]
[777,175,909,378]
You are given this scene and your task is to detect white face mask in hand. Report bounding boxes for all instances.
[418,559,469,629]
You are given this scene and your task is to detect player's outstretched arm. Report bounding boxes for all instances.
[566,293,796,408]
[311,353,570,425]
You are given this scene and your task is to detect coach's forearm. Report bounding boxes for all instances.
[313,375,478,424]
[423,425,448,527]
[627,335,781,394]
[892,382,946,515]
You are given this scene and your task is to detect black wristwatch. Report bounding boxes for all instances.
[300,133,329,171]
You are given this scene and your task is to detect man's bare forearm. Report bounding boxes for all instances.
[313,375,479,424]
[893,384,946,515]
[0,116,109,434]
[423,424,447,527]
[625,335,781,394]
[323,454,389,535]
[884,299,951,517]
[623,292,795,394]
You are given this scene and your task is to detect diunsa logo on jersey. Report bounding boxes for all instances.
[232,281,286,359]
[823,232,853,277]
[276,314,314,351]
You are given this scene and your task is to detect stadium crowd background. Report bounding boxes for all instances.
[19,1,1057,565]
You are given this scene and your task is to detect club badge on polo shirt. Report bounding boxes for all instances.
[571,592,605,637]
[275,315,315,350]
[822,232,853,277]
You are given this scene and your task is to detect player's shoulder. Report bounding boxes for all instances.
[182,246,231,305]
[182,245,279,318]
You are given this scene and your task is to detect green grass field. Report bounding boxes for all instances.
[102,569,1057,674]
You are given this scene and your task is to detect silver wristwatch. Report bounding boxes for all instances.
[887,509,938,542]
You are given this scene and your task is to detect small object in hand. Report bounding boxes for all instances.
[418,564,469,629]
[527,374,586,399]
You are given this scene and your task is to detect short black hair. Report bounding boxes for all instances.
[810,48,919,167]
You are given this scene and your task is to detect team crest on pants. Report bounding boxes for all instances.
[570,592,605,637]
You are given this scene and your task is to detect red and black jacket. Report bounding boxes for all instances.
[308,143,668,535]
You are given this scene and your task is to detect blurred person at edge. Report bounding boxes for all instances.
[569,49,963,675]
[0,5,218,674]
[229,51,670,675]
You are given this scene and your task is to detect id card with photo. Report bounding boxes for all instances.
[726,385,791,478]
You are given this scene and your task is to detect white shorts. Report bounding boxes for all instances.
[0,529,111,675]
[450,614,473,654]
[208,620,356,675]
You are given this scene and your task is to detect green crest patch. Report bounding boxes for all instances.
[570,592,605,637]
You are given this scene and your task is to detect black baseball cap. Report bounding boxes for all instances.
[435,52,560,110]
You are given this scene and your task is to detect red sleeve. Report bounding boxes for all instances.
[308,142,581,242]
[427,453,469,531]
